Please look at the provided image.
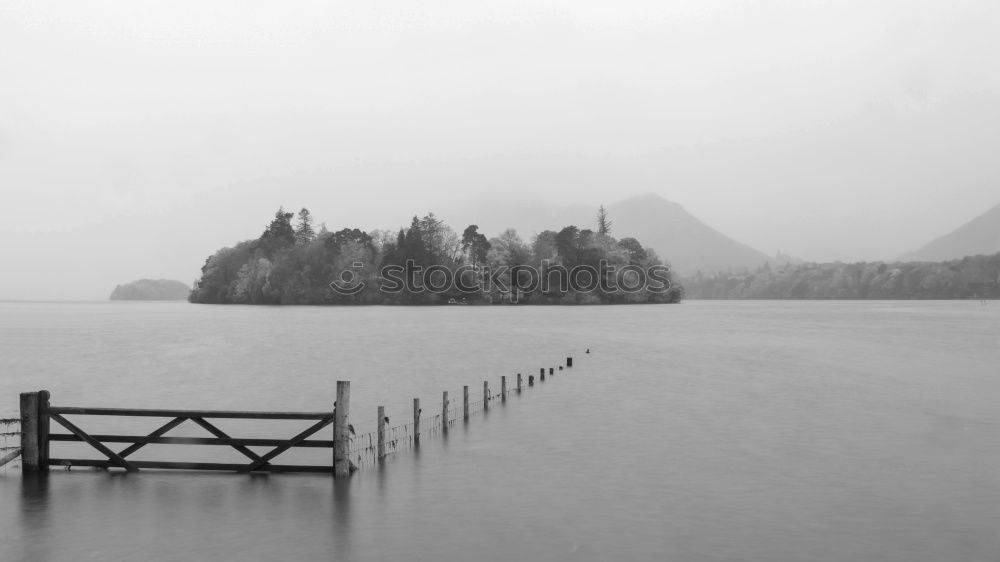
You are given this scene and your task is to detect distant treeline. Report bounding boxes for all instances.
[681,254,1000,299]
[111,279,190,301]
[189,207,682,305]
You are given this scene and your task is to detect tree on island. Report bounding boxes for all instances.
[461,225,491,264]
[295,208,315,245]
[597,205,613,236]
[259,207,295,256]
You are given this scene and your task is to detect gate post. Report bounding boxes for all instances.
[19,390,49,474]
[333,381,351,478]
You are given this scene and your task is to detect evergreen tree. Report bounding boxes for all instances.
[461,224,491,264]
[259,207,296,255]
[597,205,613,236]
[400,217,425,265]
[295,208,315,244]
[418,213,444,263]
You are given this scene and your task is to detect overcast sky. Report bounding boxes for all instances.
[2,0,999,299]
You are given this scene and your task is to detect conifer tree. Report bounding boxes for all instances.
[597,205,613,236]
[295,208,315,244]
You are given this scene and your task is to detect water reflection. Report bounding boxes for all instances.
[19,474,51,562]
[332,478,352,559]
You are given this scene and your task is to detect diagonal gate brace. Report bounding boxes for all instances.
[240,417,333,473]
[190,417,266,464]
[49,413,138,472]
[118,416,188,459]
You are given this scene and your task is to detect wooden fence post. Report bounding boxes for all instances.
[413,398,421,447]
[501,376,507,402]
[333,381,351,478]
[463,385,469,421]
[38,390,50,470]
[567,357,573,367]
[377,406,385,461]
[442,391,449,433]
[483,381,489,410]
[19,391,45,474]
[517,373,522,393]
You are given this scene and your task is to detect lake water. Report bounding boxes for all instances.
[1,301,998,561]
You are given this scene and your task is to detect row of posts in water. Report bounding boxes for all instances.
[339,355,575,475]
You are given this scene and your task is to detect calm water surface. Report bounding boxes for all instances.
[1,301,998,561]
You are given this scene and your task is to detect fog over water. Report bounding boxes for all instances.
[2,1,1000,299]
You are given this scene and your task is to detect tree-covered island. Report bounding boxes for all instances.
[189,207,683,305]
[111,279,191,301]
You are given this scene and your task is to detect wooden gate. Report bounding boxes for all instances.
[19,386,354,475]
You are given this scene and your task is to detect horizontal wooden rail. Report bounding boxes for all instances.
[48,407,332,420]
[48,434,335,448]
[49,458,333,473]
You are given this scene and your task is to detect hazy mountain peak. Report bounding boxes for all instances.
[613,192,687,214]
[604,194,770,275]
[902,202,1000,261]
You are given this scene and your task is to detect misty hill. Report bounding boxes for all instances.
[902,203,1000,262]
[110,279,190,301]
[440,194,773,276]
[603,194,771,276]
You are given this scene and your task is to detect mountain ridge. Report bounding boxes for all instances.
[604,194,771,275]
[902,203,1000,262]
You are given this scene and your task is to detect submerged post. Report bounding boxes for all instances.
[517,373,522,393]
[567,357,573,367]
[501,376,507,402]
[442,391,449,433]
[413,398,421,447]
[483,380,489,410]
[19,390,49,474]
[463,385,469,421]
[377,406,386,461]
[549,367,554,375]
[540,367,545,381]
[38,390,50,471]
[334,381,351,478]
